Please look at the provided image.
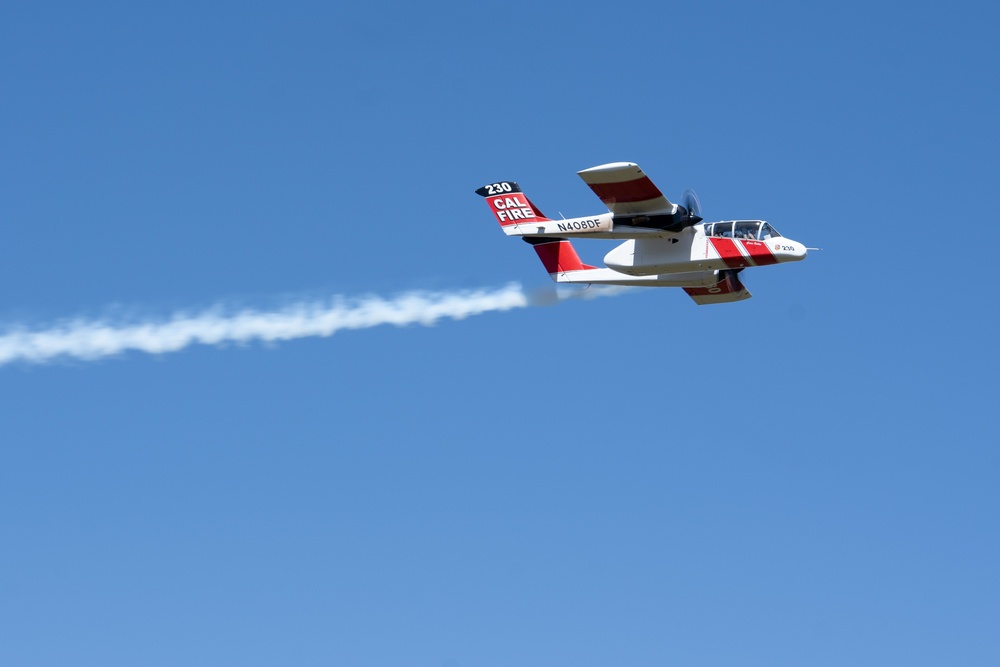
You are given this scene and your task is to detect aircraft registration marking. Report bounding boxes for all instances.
[556,218,605,232]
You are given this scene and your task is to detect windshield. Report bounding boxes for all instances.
[759,223,781,239]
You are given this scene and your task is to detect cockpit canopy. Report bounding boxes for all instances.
[704,220,781,240]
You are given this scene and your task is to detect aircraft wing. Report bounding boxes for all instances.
[683,270,752,305]
[577,162,673,216]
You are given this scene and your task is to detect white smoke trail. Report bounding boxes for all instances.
[0,283,624,367]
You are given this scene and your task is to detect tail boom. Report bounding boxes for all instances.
[476,180,614,237]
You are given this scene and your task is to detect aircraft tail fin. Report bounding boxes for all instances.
[523,237,596,280]
[475,181,550,235]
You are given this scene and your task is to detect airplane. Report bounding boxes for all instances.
[476,162,808,304]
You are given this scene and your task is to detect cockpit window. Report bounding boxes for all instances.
[706,222,733,237]
[705,220,782,240]
[734,221,760,240]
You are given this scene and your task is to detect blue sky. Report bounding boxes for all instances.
[2,1,998,665]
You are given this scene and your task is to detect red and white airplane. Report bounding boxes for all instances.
[476,162,808,304]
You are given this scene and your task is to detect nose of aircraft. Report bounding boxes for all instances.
[784,239,808,262]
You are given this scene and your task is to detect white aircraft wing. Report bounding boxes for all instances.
[683,270,752,305]
[577,162,673,216]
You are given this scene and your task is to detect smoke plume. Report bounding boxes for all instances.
[0,283,622,367]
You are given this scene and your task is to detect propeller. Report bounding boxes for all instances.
[680,189,703,225]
